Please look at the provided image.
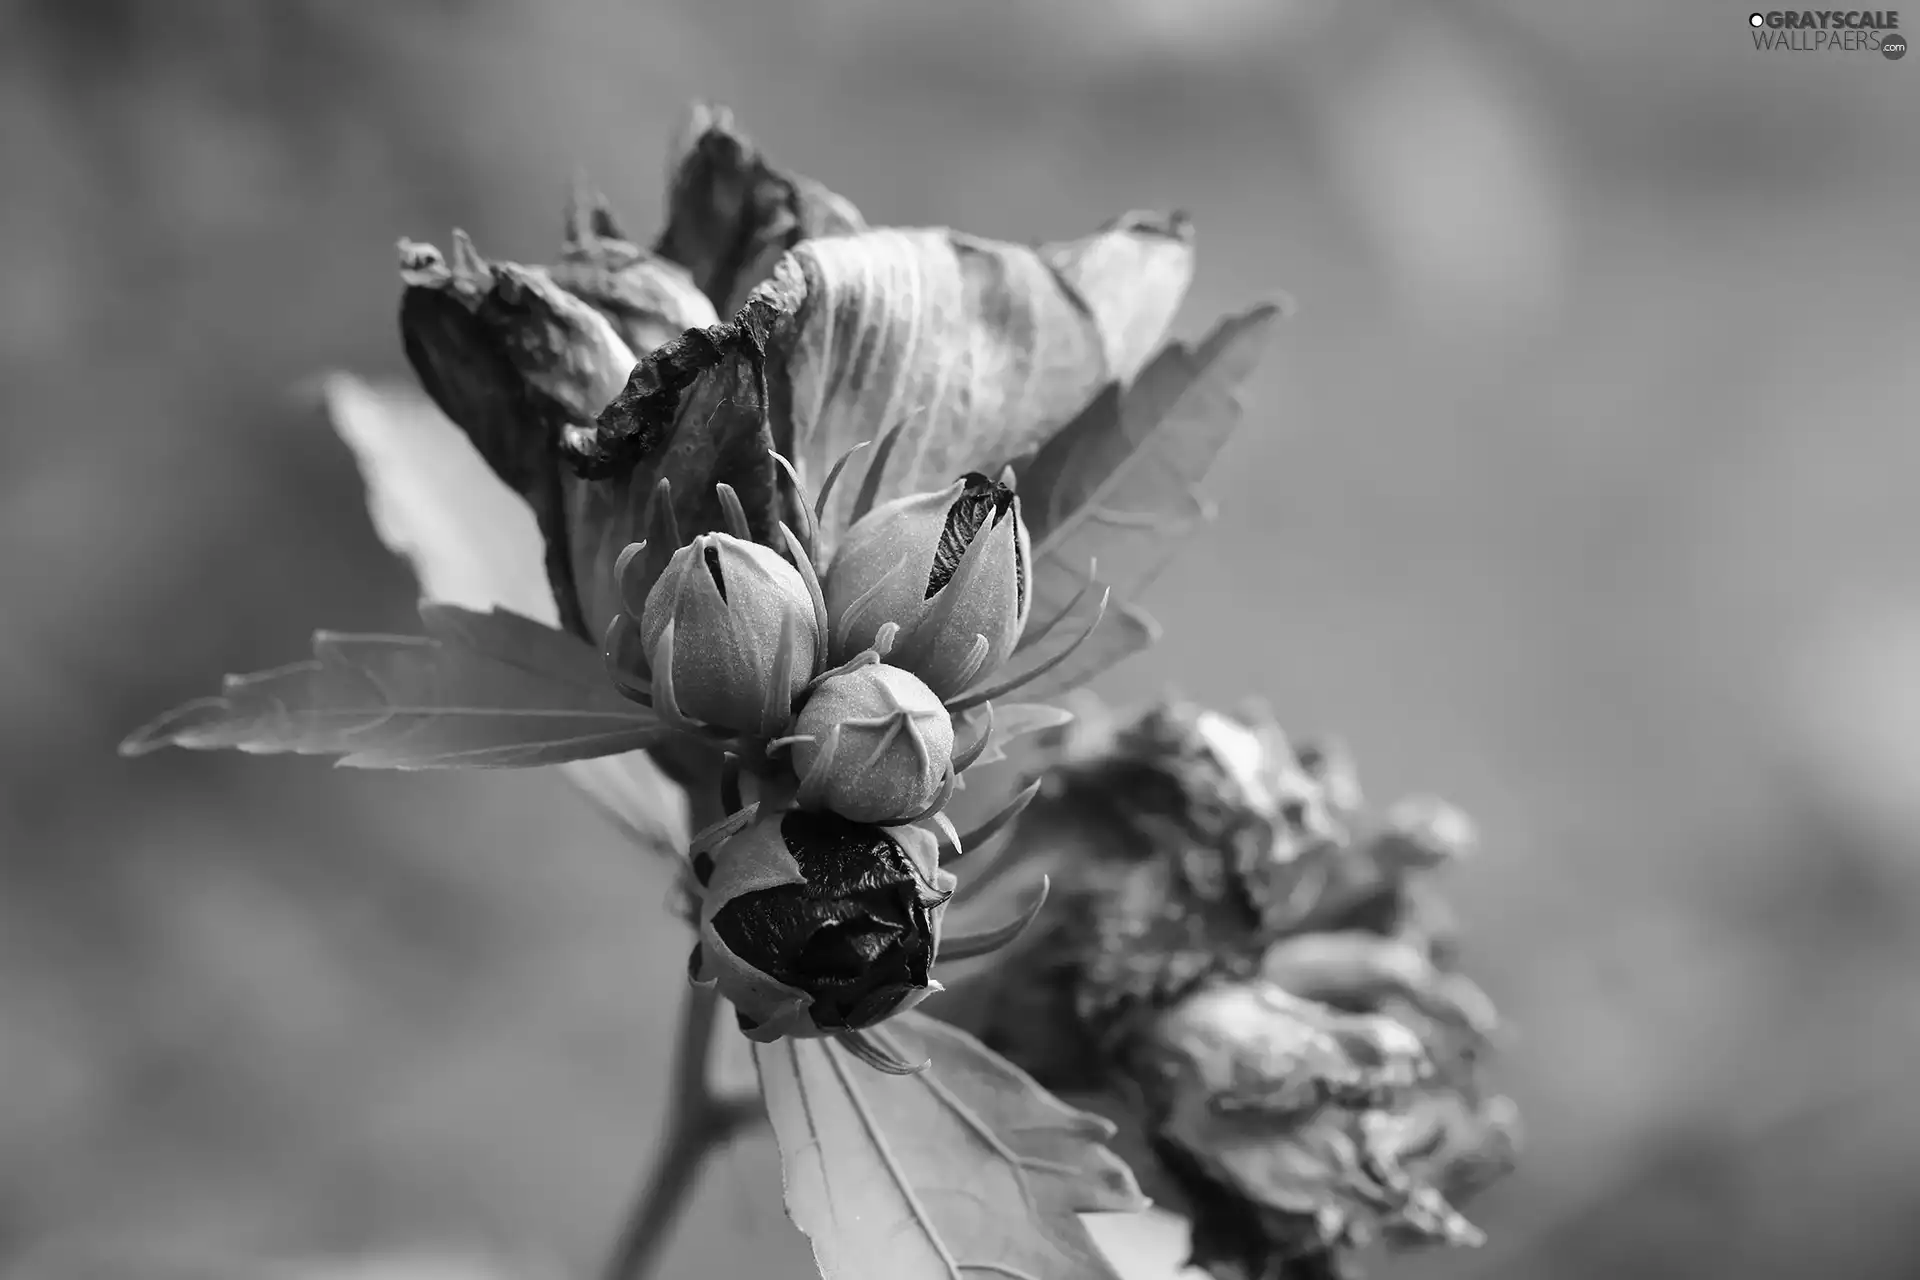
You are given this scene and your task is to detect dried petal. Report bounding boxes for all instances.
[932,696,1517,1280]
[398,235,637,636]
[570,216,1195,583]
[655,101,867,315]
[553,181,720,355]
[1038,210,1195,384]
[564,308,787,620]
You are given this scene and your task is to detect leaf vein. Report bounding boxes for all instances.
[822,1038,965,1280]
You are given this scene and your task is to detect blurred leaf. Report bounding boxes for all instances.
[553,751,690,849]
[280,1253,558,1280]
[955,701,1079,771]
[1000,599,1164,704]
[656,101,868,316]
[1016,304,1283,649]
[120,605,663,769]
[322,374,686,842]
[756,1011,1149,1280]
[323,375,560,626]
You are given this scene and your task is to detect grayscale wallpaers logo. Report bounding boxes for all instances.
[1749,9,1906,56]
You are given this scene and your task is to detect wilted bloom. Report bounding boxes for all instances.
[656,102,868,316]
[639,533,818,737]
[791,663,955,824]
[934,696,1516,1280]
[823,473,1032,699]
[549,182,718,357]
[395,223,722,643]
[692,807,955,1041]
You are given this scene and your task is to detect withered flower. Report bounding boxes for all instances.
[692,807,955,1042]
[934,697,1519,1280]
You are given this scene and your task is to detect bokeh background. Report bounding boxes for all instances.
[5,1,1918,1277]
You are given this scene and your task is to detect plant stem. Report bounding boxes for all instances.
[600,774,760,1280]
[600,978,763,1280]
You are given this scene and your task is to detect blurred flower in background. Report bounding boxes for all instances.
[3,0,1918,1278]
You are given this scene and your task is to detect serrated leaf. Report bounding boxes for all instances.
[1016,305,1283,649]
[574,216,1195,569]
[321,372,686,843]
[119,605,664,770]
[756,1011,1150,1280]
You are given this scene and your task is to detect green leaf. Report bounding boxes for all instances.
[1017,304,1284,651]
[118,604,664,770]
[573,215,1196,568]
[756,1011,1150,1280]
[321,373,688,842]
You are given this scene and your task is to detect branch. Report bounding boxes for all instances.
[600,981,763,1280]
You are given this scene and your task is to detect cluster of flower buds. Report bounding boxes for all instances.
[605,446,1106,1066]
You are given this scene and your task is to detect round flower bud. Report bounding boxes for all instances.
[822,472,1032,699]
[639,532,818,737]
[791,664,954,824]
[692,808,955,1041]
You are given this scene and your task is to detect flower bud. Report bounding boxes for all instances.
[693,808,954,1041]
[792,664,954,824]
[822,473,1032,699]
[640,533,818,737]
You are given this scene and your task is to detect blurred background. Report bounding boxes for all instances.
[4,0,1918,1277]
